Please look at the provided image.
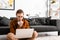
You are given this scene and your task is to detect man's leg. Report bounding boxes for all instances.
[7,33,19,40]
[27,31,38,40]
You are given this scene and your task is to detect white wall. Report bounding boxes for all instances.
[0,0,48,19]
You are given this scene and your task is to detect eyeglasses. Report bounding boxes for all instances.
[17,16,23,18]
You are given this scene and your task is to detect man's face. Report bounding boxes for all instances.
[16,13,24,21]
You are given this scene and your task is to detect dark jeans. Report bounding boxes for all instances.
[19,38,30,40]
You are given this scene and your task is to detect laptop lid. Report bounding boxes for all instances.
[15,29,34,38]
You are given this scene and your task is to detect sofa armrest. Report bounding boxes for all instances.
[56,20,60,31]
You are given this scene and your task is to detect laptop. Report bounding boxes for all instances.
[15,29,34,39]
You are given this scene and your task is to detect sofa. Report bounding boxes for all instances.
[0,16,60,35]
[0,16,10,35]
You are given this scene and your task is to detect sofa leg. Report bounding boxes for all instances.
[58,31,60,35]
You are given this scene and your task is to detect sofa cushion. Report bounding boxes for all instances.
[27,18,41,25]
[0,16,3,20]
[0,17,10,26]
[30,25,57,32]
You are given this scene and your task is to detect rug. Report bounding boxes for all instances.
[0,35,60,40]
[35,36,60,40]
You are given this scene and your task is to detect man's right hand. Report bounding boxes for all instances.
[18,21,23,27]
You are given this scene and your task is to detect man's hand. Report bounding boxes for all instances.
[18,21,23,27]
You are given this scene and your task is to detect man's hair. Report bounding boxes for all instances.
[16,9,24,15]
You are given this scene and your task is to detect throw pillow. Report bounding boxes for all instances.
[0,17,10,26]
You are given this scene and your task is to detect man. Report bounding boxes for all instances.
[7,9,38,40]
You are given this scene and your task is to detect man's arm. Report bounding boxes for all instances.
[24,20,30,28]
[10,20,15,34]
